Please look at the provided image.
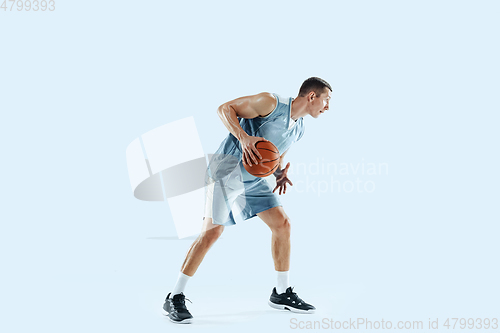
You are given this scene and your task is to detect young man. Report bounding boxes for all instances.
[162,77,332,324]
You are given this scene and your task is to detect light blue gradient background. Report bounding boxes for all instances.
[1,0,499,332]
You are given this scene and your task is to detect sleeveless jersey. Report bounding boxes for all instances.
[206,93,305,184]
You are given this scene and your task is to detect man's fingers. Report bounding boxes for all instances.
[250,150,259,164]
[248,150,258,165]
[253,146,262,160]
[287,179,293,186]
[244,152,252,166]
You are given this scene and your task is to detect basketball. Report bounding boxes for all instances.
[243,140,280,177]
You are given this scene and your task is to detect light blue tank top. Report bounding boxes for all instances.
[206,93,305,184]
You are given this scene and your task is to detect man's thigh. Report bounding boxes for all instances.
[205,175,245,226]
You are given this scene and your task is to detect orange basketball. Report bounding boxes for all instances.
[243,141,280,177]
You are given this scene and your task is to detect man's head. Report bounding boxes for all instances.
[297,77,332,118]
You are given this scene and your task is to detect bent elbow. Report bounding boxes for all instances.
[218,104,236,118]
[217,104,229,115]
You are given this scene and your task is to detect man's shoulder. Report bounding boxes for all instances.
[254,92,278,118]
[255,92,277,106]
[261,92,289,104]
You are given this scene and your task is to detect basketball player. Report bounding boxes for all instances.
[162,77,332,323]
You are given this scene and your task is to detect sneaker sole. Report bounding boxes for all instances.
[268,300,315,314]
[161,308,193,324]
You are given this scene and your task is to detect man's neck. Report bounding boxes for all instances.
[290,97,308,120]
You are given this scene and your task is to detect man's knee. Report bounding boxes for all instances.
[272,216,291,235]
[201,224,224,243]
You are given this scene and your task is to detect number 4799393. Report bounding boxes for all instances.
[1,0,55,11]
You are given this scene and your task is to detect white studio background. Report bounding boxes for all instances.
[1,1,499,332]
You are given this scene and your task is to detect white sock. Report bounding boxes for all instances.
[276,270,289,294]
[172,272,191,296]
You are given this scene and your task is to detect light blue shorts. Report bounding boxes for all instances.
[204,166,282,226]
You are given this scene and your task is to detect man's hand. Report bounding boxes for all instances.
[240,135,271,166]
[273,162,293,195]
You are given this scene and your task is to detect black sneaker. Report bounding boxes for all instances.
[269,286,316,313]
[162,292,193,324]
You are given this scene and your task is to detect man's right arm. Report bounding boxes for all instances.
[216,92,276,141]
[217,92,276,166]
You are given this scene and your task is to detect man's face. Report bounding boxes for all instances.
[309,88,332,118]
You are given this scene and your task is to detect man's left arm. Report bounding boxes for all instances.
[272,148,293,195]
[273,148,289,177]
